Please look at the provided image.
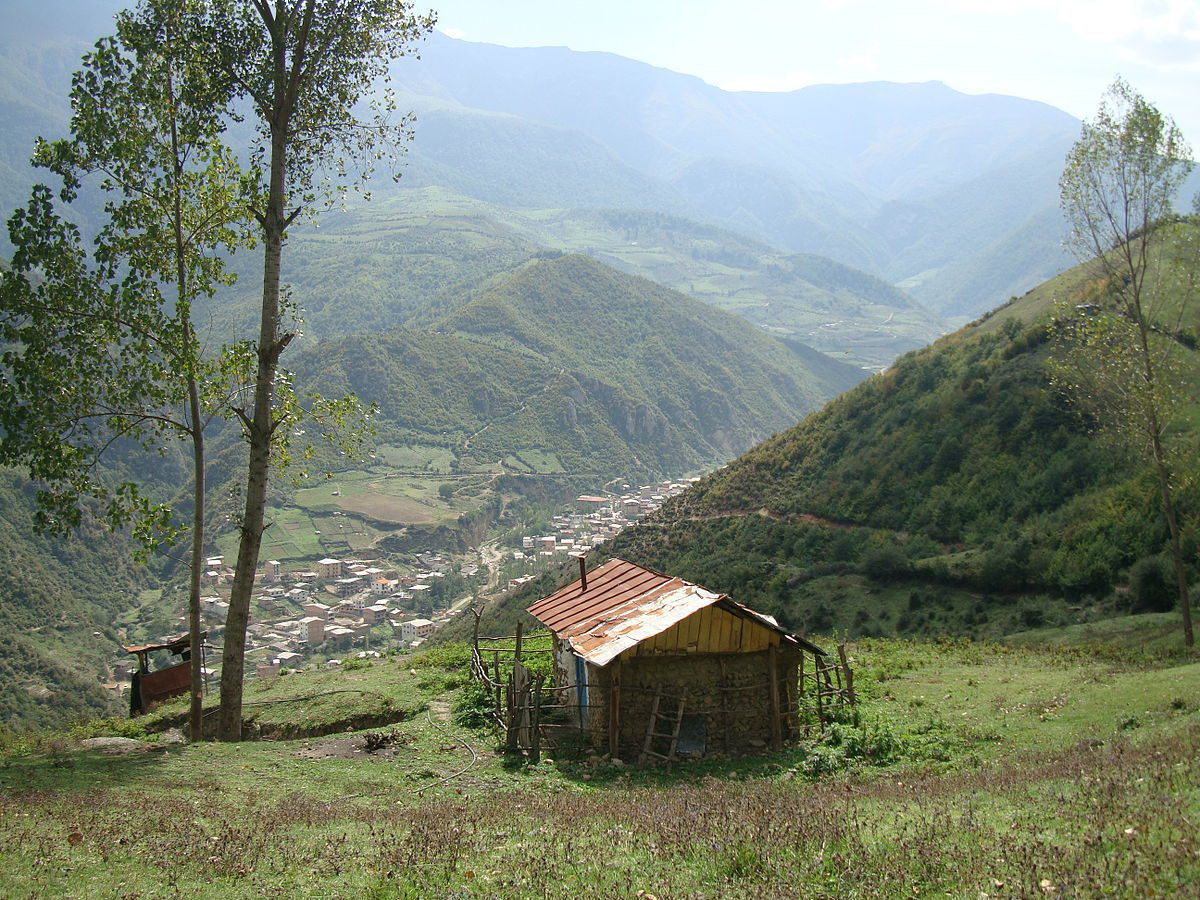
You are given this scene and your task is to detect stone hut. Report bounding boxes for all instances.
[528,558,825,759]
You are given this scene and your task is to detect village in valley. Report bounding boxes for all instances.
[109,475,700,693]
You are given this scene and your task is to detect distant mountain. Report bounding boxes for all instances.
[301,253,865,482]
[4,8,1084,330]
[388,32,1085,317]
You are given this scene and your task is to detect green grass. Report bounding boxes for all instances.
[1003,610,1190,658]
[294,470,490,527]
[212,465,498,563]
[2,637,1197,897]
[504,448,564,474]
[140,653,442,739]
[375,443,457,472]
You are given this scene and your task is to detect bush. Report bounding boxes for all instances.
[1129,554,1175,613]
[452,679,495,729]
[862,545,910,580]
[977,539,1030,592]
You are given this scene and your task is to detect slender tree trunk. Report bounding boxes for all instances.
[1133,300,1194,648]
[218,107,290,741]
[166,49,208,740]
[188,385,205,738]
[1150,431,1195,647]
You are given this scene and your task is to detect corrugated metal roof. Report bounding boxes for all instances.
[528,558,673,635]
[568,580,724,666]
[123,633,203,655]
[528,558,824,665]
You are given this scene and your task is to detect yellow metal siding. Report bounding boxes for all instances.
[631,605,776,656]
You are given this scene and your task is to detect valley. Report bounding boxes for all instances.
[0,4,1198,897]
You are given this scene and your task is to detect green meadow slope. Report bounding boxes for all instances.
[1,636,1197,896]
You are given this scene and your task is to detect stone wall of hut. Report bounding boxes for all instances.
[582,648,801,759]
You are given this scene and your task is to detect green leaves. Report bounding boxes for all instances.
[1055,78,1197,646]
[0,0,254,552]
[1060,77,1192,269]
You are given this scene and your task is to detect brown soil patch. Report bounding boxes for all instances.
[429,699,452,723]
[340,492,440,526]
[293,729,416,761]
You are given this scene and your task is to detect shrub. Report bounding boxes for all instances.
[862,545,910,580]
[452,679,495,729]
[1128,554,1175,613]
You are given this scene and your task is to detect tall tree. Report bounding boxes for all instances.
[207,0,434,740]
[1054,77,1195,646]
[0,0,251,736]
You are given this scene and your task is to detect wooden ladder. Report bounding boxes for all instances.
[639,689,686,765]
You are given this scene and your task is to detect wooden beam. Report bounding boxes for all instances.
[768,644,782,751]
[608,659,622,759]
[529,674,544,764]
[784,657,798,740]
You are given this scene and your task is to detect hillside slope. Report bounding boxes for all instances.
[599,224,1200,637]
[204,189,943,371]
[0,472,145,729]
[303,253,865,482]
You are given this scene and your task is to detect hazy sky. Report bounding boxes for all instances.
[431,0,1199,142]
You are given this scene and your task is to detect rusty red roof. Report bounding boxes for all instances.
[122,633,203,655]
[528,558,823,665]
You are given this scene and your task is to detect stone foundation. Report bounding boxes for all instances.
[582,649,801,759]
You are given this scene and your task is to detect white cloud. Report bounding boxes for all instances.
[439,25,466,40]
[939,0,1200,70]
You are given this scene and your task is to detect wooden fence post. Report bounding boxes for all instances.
[492,653,502,721]
[505,669,518,753]
[815,657,825,725]
[529,674,544,764]
[837,643,856,705]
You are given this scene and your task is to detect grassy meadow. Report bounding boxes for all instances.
[209,454,497,563]
[2,627,1197,898]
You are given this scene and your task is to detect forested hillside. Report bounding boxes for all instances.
[570,224,1200,639]
[302,254,864,482]
[202,190,944,371]
[0,472,145,729]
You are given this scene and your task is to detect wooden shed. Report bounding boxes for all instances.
[528,558,826,760]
